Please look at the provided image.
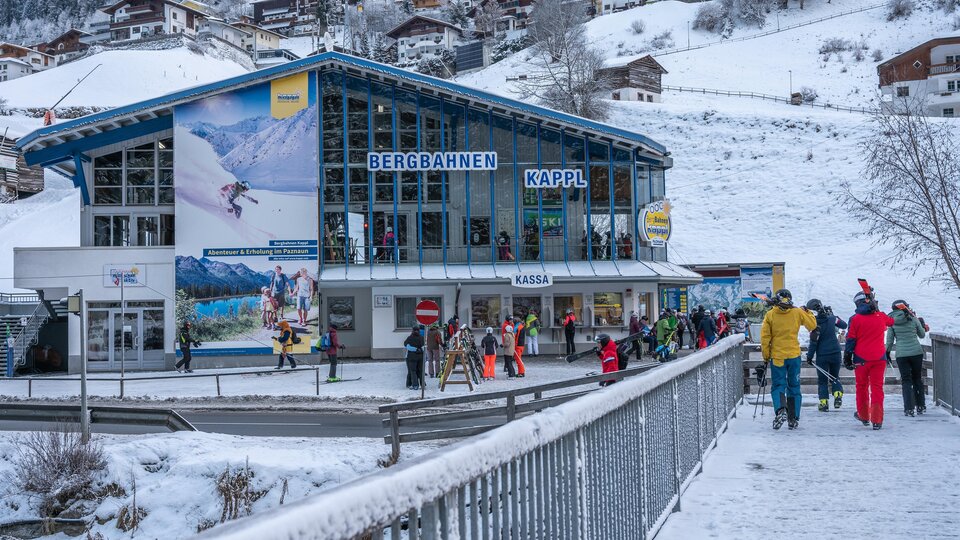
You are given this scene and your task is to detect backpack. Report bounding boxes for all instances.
[318,332,331,351]
[292,330,302,345]
[616,342,629,370]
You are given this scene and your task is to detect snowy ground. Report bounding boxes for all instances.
[0,358,607,408]
[0,430,438,539]
[658,395,960,539]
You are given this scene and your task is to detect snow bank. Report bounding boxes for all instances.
[0,47,251,108]
[0,431,437,539]
[199,337,745,539]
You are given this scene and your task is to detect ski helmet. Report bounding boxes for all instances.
[853,291,869,305]
[805,298,823,312]
[239,180,251,190]
[505,325,514,334]
[595,333,611,347]
[486,327,493,334]
[892,299,909,311]
[774,289,793,305]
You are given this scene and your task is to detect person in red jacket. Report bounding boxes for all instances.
[596,334,619,387]
[844,290,895,430]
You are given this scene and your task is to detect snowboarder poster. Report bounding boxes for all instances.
[173,72,319,355]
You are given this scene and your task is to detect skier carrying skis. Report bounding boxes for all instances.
[805,299,847,412]
[596,334,619,387]
[219,180,258,219]
[844,288,895,429]
[886,300,927,417]
[757,289,817,430]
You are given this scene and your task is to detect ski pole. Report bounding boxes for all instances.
[752,366,767,419]
[810,362,841,385]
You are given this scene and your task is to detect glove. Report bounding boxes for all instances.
[919,317,929,331]
[885,350,892,362]
[754,362,767,384]
[843,352,854,370]
[805,355,814,366]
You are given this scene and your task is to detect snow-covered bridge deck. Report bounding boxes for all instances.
[658,394,960,539]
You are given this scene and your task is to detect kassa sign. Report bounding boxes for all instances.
[510,272,553,288]
[640,200,672,247]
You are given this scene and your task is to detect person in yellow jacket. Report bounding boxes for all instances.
[757,289,817,431]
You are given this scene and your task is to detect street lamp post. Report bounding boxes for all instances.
[64,290,89,443]
[789,70,793,97]
[687,21,690,49]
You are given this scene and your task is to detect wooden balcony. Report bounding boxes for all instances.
[929,62,960,76]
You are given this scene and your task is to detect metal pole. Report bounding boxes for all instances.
[687,21,690,48]
[120,273,125,380]
[789,70,793,96]
[79,288,89,443]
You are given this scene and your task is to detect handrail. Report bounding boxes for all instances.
[11,303,48,369]
[661,84,873,114]
[0,366,327,398]
[931,332,960,417]
[0,293,40,304]
[200,336,746,540]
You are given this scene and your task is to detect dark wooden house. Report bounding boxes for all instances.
[0,136,44,199]
[598,55,667,103]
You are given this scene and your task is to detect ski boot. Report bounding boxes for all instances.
[872,422,882,430]
[787,396,799,430]
[773,407,788,430]
[327,376,341,383]
[833,391,843,409]
[917,405,926,415]
[854,412,870,426]
[904,408,915,417]
[818,399,829,412]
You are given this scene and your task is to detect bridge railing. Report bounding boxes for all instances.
[201,335,746,540]
[932,333,960,417]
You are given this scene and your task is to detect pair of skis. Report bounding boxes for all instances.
[564,331,647,363]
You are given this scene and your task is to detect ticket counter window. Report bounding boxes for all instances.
[594,292,624,327]
[553,295,583,327]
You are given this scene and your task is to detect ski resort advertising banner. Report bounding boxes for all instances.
[687,277,742,313]
[173,72,319,355]
[740,266,773,302]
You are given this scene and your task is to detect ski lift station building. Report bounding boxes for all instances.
[13,52,701,372]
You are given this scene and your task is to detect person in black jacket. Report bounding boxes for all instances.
[690,306,705,350]
[698,309,717,347]
[480,327,498,380]
[176,322,200,373]
[805,299,848,411]
[404,326,425,390]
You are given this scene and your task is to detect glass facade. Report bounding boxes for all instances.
[317,70,667,269]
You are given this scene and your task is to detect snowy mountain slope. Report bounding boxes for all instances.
[458,0,960,333]
[0,47,251,108]
[186,116,274,157]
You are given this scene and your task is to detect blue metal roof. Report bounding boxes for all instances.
[16,51,667,156]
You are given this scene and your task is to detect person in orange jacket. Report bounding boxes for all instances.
[513,316,527,377]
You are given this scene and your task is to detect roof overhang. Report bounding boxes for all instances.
[16,51,669,169]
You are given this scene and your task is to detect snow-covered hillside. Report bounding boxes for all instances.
[0,46,251,108]
[459,0,960,333]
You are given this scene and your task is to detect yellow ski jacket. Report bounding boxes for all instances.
[760,307,817,365]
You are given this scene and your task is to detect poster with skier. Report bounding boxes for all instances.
[173,72,319,355]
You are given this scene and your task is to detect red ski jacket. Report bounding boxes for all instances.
[600,341,619,374]
[846,310,894,362]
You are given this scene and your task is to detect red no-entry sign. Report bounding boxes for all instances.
[415,300,441,325]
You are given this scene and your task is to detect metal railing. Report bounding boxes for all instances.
[0,366,330,399]
[661,84,873,114]
[931,333,960,417]
[647,3,885,58]
[0,293,40,304]
[0,403,195,432]
[382,362,662,457]
[10,303,48,371]
[201,336,746,540]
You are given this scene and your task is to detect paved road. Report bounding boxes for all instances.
[0,411,505,438]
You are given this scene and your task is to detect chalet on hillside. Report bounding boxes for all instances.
[251,0,321,37]
[598,55,667,103]
[386,15,463,67]
[877,36,960,117]
[471,0,536,32]
[32,29,91,62]
[231,22,283,54]
[0,42,57,81]
[100,0,209,42]
[0,136,44,199]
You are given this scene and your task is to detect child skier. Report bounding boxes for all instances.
[481,327,499,380]
[757,289,817,430]
[274,320,297,370]
[805,299,848,412]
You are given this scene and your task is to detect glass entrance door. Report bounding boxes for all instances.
[112,310,141,371]
[373,212,410,263]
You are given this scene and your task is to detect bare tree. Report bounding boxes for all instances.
[473,0,504,41]
[516,0,610,120]
[843,102,960,290]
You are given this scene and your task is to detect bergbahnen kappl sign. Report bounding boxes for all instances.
[366,152,585,190]
[640,200,672,247]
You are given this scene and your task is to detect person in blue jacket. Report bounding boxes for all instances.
[805,299,848,411]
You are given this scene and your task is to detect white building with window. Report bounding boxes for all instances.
[386,16,463,67]
[0,57,33,81]
[878,37,960,118]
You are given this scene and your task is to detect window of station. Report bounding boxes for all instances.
[92,138,173,207]
[327,296,355,330]
[553,295,583,327]
[594,292,624,327]
[93,214,174,247]
[471,295,501,328]
[512,296,542,319]
[396,295,443,329]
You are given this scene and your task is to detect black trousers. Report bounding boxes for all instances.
[565,332,576,355]
[327,354,338,379]
[896,354,925,411]
[676,330,684,349]
[405,353,423,387]
[176,348,191,370]
[629,339,642,359]
[503,354,517,377]
[277,352,296,368]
